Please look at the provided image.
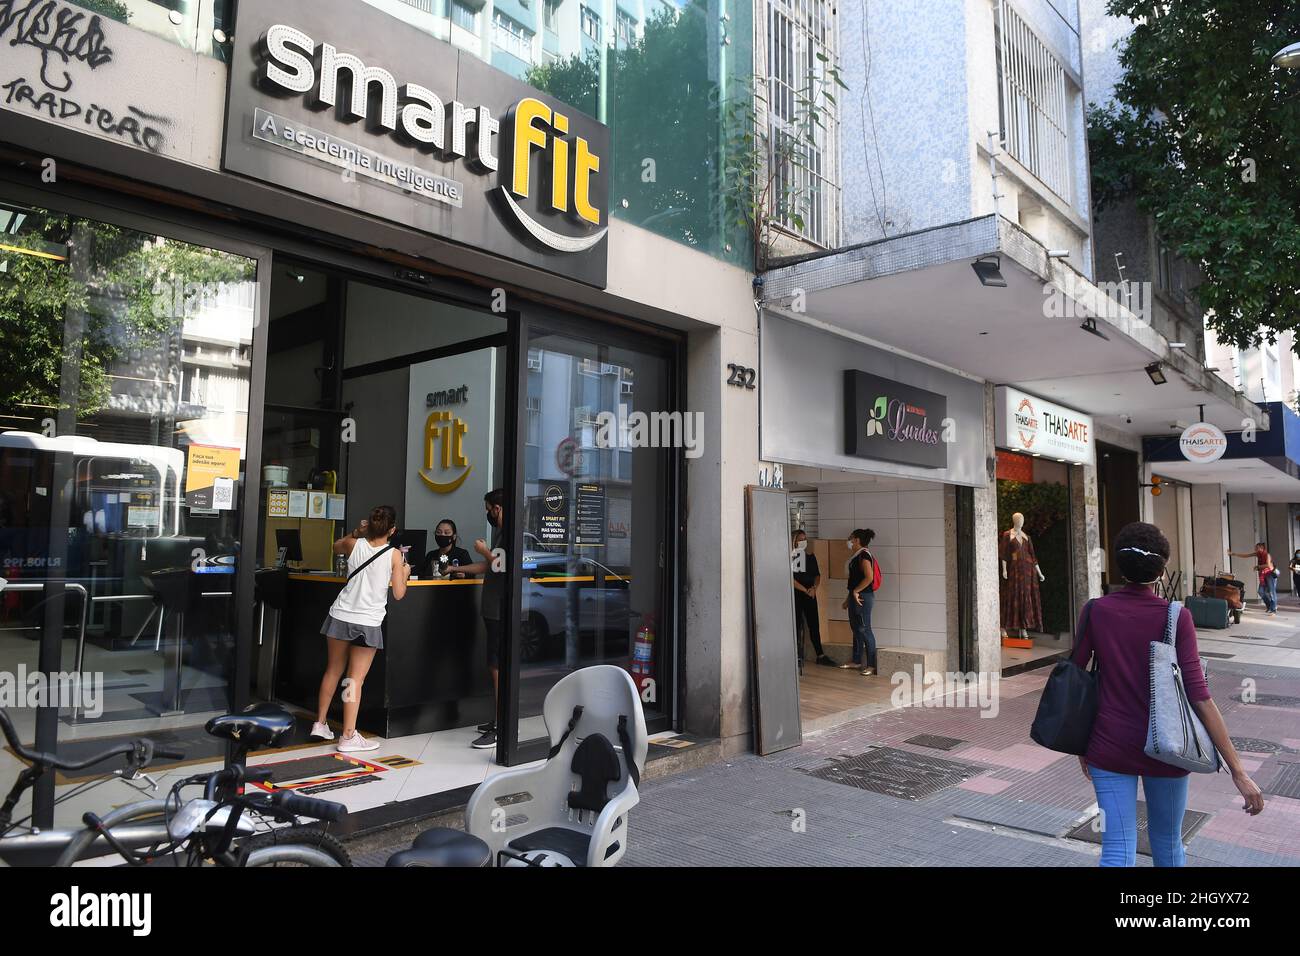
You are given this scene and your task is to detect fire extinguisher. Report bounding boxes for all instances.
[630,614,655,692]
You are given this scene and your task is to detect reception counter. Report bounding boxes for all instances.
[275,574,494,737]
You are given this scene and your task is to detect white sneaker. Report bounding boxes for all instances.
[309,722,334,741]
[337,731,379,753]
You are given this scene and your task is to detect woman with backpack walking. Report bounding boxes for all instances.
[311,504,411,753]
[840,528,879,676]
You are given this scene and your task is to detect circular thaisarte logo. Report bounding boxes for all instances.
[1179,422,1228,463]
[1014,397,1039,450]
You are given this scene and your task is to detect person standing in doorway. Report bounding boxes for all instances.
[1289,549,1300,600]
[1074,522,1263,867]
[840,528,877,676]
[792,530,836,667]
[1229,542,1278,615]
[458,489,507,751]
[312,505,411,752]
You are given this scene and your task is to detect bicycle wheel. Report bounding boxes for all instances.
[239,826,352,867]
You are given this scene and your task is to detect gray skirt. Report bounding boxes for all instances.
[321,614,385,649]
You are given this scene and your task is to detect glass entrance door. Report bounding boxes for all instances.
[505,322,675,762]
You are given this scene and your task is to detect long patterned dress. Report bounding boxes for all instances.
[999,530,1043,632]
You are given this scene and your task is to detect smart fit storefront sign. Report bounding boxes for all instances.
[994,386,1095,467]
[223,0,610,287]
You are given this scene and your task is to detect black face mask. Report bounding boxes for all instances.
[435,534,454,549]
[486,510,500,529]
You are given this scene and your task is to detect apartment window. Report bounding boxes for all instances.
[996,0,1072,201]
[493,10,535,63]
[615,9,637,46]
[544,0,560,32]
[451,0,480,33]
[581,5,601,42]
[764,0,840,248]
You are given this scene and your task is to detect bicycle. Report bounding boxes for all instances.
[1,703,351,867]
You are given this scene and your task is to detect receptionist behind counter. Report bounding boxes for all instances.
[421,519,474,579]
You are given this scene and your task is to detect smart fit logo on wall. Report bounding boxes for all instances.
[255,23,606,253]
[421,384,471,493]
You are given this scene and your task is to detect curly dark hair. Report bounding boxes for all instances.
[1114,521,1169,584]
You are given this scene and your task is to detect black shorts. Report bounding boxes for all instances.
[484,618,503,669]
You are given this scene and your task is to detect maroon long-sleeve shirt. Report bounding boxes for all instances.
[1069,584,1211,777]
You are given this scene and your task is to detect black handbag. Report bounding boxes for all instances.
[1030,600,1098,755]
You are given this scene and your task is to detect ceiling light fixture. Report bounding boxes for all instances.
[1145,363,1168,385]
[971,255,1006,288]
[1080,316,1109,340]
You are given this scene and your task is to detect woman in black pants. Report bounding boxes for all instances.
[792,530,836,667]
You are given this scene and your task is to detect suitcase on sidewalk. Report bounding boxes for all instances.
[1186,595,1230,630]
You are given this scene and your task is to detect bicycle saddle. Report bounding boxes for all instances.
[386,828,491,867]
[205,703,296,749]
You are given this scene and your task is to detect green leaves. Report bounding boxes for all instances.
[1090,0,1300,348]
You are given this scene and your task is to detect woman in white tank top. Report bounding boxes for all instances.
[311,504,411,753]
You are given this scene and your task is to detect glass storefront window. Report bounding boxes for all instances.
[0,200,257,826]
[67,1,235,61]
[360,0,754,266]
[515,328,671,751]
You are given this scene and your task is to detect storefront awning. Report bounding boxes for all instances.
[1143,403,1300,502]
[761,214,1262,437]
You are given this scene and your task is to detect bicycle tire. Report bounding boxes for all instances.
[238,826,352,867]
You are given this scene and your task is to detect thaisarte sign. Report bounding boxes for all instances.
[994,386,1095,466]
[224,0,610,286]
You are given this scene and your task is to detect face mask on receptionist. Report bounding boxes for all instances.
[435,533,455,548]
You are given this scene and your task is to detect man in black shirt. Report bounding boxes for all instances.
[459,489,508,751]
[792,530,836,667]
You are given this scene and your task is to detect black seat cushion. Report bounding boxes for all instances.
[387,828,490,867]
[205,703,296,749]
[507,827,593,866]
[567,733,621,813]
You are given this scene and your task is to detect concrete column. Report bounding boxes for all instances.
[1265,502,1290,567]
[684,310,761,756]
[1226,492,1259,583]
[1069,462,1103,619]
[1175,483,1194,598]
[1190,483,1229,580]
[971,385,1001,675]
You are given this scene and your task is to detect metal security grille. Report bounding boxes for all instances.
[760,0,841,248]
[996,0,1071,201]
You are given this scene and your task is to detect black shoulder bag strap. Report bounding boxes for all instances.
[548,705,583,760]
[346,544,395,583]
[1078,598,1098,673]
[617,715,641,789]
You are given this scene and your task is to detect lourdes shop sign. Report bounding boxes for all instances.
[843,370,948,469]
[994,386,1095,467]
[224,0,610,287]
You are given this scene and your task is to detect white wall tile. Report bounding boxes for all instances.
[855,491,899,520]
[901,601,948,633]
[898,629,947,651]
[897,517,945,547]
[863,518,900,547]
[899,573,946,605]
[899,545,947,575]
[820,492,854,520]
[897,488,944,519]
[870,598,900,630]
[872,627,902,650]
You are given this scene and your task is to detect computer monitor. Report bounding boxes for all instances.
[391,528,426,563]
[275,529,303,564]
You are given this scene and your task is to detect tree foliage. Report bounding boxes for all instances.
[1088,0,1300,348]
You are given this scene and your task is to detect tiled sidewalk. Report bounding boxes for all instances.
[623,650,1300,867]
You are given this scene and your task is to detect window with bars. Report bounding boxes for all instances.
[763,0,840,248]
[493,10,535,63]
[995,0,1072,201]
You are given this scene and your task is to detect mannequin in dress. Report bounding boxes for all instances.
[1000,512,1045,639]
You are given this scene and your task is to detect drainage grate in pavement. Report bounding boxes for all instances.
[1200,652,1235,659]
[1233,694,1300,708]
[799,747,982,800]
[904,734,966,751]
[1263,763,1300,799]
[1231,737,1298,755]
[1067,803,1211,855]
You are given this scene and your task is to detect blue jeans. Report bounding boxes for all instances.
[1259,574,1278,612]
[848,590,876,667]
[1089,766,1189,867]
